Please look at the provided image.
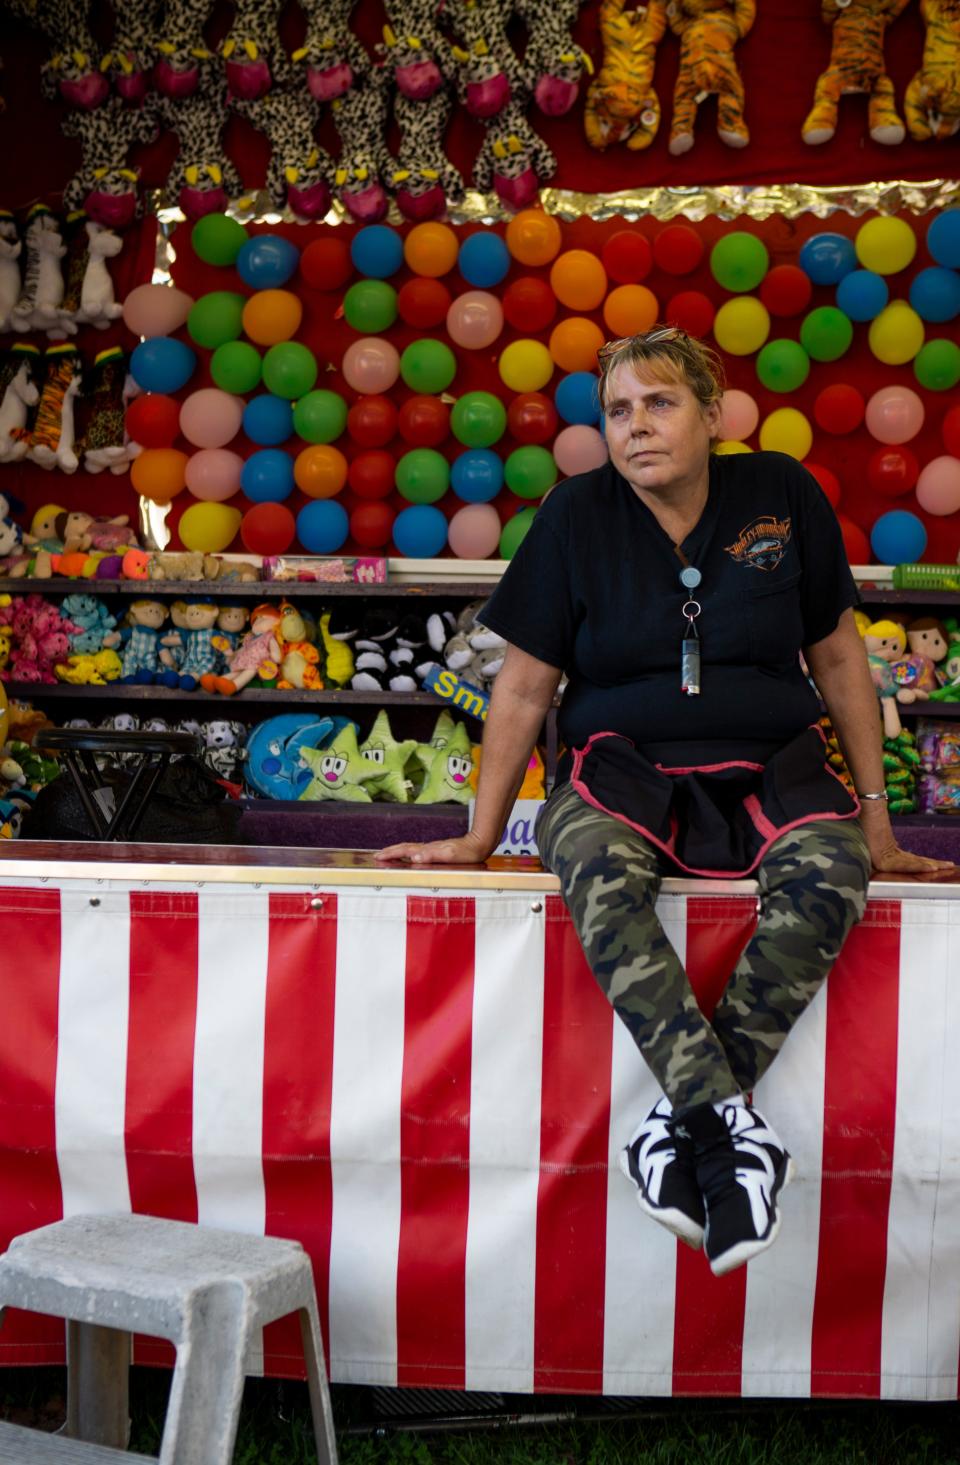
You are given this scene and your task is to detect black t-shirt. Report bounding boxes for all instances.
[479,450,859,768]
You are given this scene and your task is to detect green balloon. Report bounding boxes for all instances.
[504,445,556,500]
[914,339,960,391]
[710,232,770,293]
[799,306,853,362]
[343,280,398,333]
[191,212,248,266]
[210,340,262,393]
[400,339,457,394]
[187,291,245,349]
[500,507,537,559]
[262,341,319,400]
[395,448,450,504]
[293,389,348,443]
[451,391,507,448]
[755,338,810,392]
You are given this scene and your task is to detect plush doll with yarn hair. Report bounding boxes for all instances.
[219,0,291,100]
[584,0,667,150]
[292,0,369,103]
[234,90,334,218]
[62,98,161,229]
[473,99,557,210]
[667,0,755,155]
[101,0,162,103]
[513,0,592,117]
[904,0,960,141]
[10,206,65,335]
[802,0,911,145]
[6,0,110,108]
[151,0,215,99]
[160,82,243,219]
[0,213,22,334]
[329,72,393,222]
[27,346,83,474]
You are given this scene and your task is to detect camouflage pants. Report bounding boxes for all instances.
[536,781,871,1113]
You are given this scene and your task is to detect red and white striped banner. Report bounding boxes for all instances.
[1,881,959,1399]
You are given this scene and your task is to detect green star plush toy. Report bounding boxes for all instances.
[414,719,476,805]
[299,724,379,803]
[359,709,418,802]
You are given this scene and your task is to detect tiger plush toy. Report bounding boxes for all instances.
[905,0,960,141]
[584,0,667,151]
[802,0,911,146]
[666,0,756,155]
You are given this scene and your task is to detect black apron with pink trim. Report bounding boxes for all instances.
[570,725,859,878]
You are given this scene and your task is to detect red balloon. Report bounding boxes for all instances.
[398,394,450,446]
[803,461,841,507]
[348,449,396,499]
[760,265,812,317]
[507,391,558,445]
[813,383,864,436]
[653,225,703,276]
[397,277,452,328]
[502,276,557,333]
[665,290,715,338]
[867,446,920,498]
[601,230,652,284]
[347,394,398,448]
[125,393,180,449]
[240,502,296,555]
[350,500,396,549]
[942,403,960,458]
[300,237,352,290]
[838,515,870,565]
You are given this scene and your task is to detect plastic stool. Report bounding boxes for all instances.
[0,1214,338,1465]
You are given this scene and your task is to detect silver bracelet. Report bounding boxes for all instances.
[856,790,889,801]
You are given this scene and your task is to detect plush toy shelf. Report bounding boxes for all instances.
[0,578,500,601]
[3,681,443,707]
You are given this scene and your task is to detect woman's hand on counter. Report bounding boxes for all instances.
[374,830,493,866]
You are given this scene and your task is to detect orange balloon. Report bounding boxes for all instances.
[548,316,606,373]
[603,284,660,337]
[403,221,459,278]
[131,448,188,503]
[242,289,303,346]
[506,209,562,267]
[549,249,608,311]
[294,444,348,499]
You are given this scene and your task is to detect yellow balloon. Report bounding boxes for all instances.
[759,407,812,459]
[178,501,242,553]
[868,300,925,365]
[0,679,7,748]
[498,338,554,393]
[855,216,917,275]
[714,440,753,455]
[712,297,770,356]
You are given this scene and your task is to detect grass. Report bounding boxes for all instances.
[3,1368,960,1463]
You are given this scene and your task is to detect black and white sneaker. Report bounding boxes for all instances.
[675,1098,795,1277]
[619,1097,706,1250]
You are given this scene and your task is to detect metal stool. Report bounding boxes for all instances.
[0,1213,338,1465]
[34,729,202,841]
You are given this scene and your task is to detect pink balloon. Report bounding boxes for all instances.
[122,283,195,337]
[341,337,400,394]
[718,388,759,442]
[915,455,960,516]
[865,386,925,445]
[179,388,244,449]
[446,290,504,350]
[447,503,502,559]
[553,424,609,477]
[185,448,243,502]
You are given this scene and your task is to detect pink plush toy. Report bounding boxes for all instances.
[329,72,393,222]
[293,0,370,103]
[8,594,81,685]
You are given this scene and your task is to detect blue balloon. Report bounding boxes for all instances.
[297,499,349,554]
[236,234,300,289]
[798,233,857,286]
[836,269,888,322]
[130,337,196,394]
[241,449,294,503]
[458,231,511,288]
[926,209,960,269]
[350,225,404,279]
[870,510,928,566]
[392,504,448,557]
[555,371,601,425]
[243,394,293,446]
[908,266,960,323]
[451,448,504,503]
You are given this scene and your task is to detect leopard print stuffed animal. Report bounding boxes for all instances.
[584,0,667,150]
[101,0,161,103]
[802,0,911,146]
[219,0,292,100]
[445,0,527,118]
[514,0,591,117]
[160,82,243,219]
[667,0,755,155]
[905,0,960,141]
[292,0,369,103]
[151,0,215,100]
[380,0,454,100]
[233,89,334,218]
[329,71,393,221]
[62,97,160,229]
[473,99,556,210]
[6,0,110,108]
[391,89,465,220]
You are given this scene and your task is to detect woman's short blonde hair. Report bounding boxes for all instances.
[597,326,725,414]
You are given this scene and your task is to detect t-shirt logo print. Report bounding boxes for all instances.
[724,515,793,572]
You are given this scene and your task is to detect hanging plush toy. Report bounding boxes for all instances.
[219,0,291,99]
[329,71,393,221]
[666,0,755,155]
[77,348,134,473]
[0,346,42,464]
[380,0,452,99]
[27,346,83,474]
[802,0,911,146]
[584,0,667,150]
[150,0,215,99]
[473,100,557,210]
[905,0,960,141]
[159,82,243,219]
[234,90,334,218]
[513,0,592,117]
[6,0,110,108]
[57,216,123,336]
[446,0,526,119]
[0,212,22,333]
[62,98,161,229]
[293,0,369,102]
[391,88,464,220]
[102,0,162,102]
[10,206,65,336]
